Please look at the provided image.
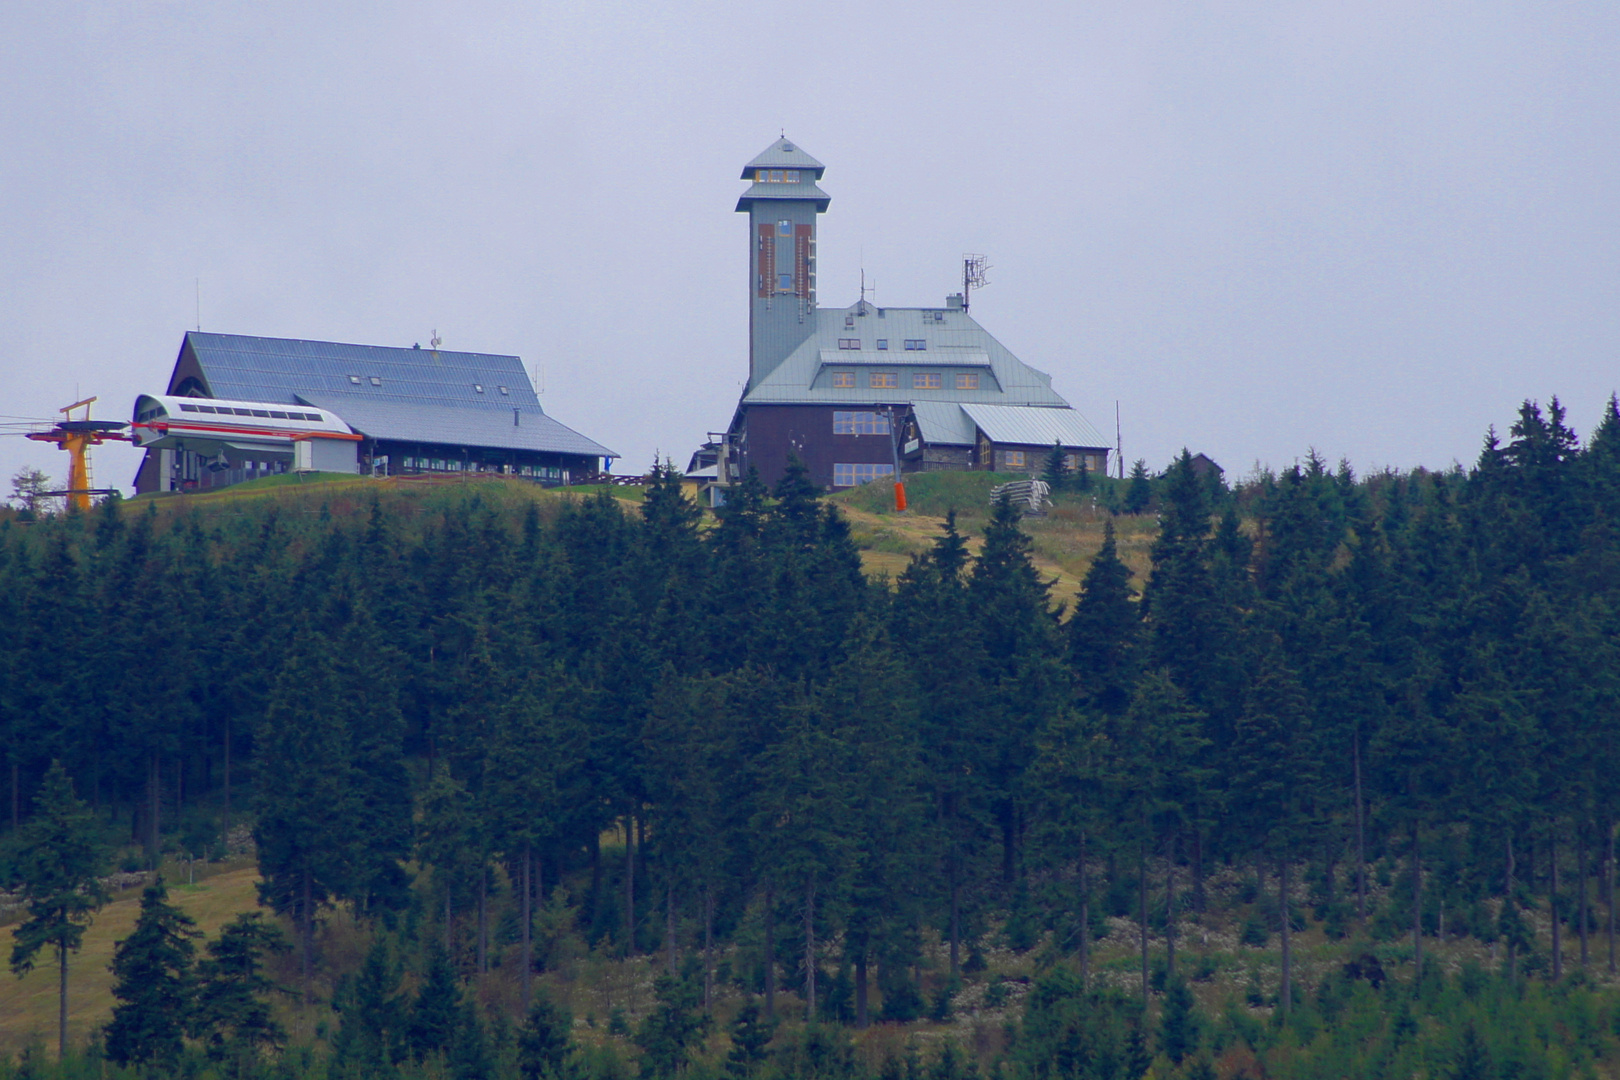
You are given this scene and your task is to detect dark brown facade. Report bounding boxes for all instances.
[739,405,898,490]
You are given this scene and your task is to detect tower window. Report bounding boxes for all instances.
[778,274,793,292]
[770,169,784,182]
[876,339,888,350]
[777,220,792,237]
[956,373,980,390]
[837,338,860,350]
[784,169,800,182]
[903,339,927,351]
[868,372,897,389]
[912,373,941,389]
[831,371,855,388]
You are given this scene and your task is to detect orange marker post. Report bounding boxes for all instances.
[894,482,908,512]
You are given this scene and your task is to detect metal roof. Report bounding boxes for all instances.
[178,332,543,409]
[735,180,831,213]
[165,332,616,460]
[296,395,617,459]
[818,348,990,367]
[909,402,978,445]
[741,137,825,179]
[960,402,1109,449]
[741,300,1071,409]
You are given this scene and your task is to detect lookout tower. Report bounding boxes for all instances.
[736,137,830,391]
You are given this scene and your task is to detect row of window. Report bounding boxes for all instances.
[834,338,926,352]
[833,462,894,488]
[400,456,566,479]
[171,403,325,421]
[756,169,802,183]
[830,371,980,390]
[833,411,891,435]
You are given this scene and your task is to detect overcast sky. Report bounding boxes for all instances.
[4,1,1617,495]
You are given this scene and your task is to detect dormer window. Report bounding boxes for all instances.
[369,376,382,386]
[498,386,509,395]
[348,375,362,384]
[474,384,484,393]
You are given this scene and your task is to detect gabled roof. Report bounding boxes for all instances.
[740,301,1071,408]
[175,332,541,408]
[960,402,1108,449]
[170,332,615,459]
[741,137,825,179]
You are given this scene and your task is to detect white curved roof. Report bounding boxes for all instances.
[131,394,355,449]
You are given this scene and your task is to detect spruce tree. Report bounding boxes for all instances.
[408,946,463,1061]
[104,879,199,1068]
[1068,518,1140,715]
[9,760,107,1060]
[193,912,289,1064]
[1123,459,1153,514]
[332,936,407,1078]
[1042,442,1069,494]
[518,985,575,1080]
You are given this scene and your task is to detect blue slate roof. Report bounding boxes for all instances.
[172,332,615,459]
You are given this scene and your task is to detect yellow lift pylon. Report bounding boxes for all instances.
[26,397,129,512]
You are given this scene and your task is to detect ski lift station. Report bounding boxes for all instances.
[131,332,617,494]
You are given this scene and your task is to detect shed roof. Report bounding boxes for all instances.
[960,402,1109,449]
[909,402,978,445]
[741,137,826,179]
[296,395,617,459]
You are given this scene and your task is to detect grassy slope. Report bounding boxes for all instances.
[0,863,261,1057]
[831,472,1156,608]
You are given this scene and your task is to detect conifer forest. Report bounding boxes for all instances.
[7,396,1620,1080]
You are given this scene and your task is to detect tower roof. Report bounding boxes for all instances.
[740,136,825,179]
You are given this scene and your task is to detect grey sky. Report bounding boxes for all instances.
[4,1,1617,495]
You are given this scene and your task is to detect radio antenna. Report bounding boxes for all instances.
[962,254,990,310]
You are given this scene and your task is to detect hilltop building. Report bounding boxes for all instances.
[718,137,1110,491]
[132,332,616,494]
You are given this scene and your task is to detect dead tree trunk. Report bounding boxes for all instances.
[855,949,869,1029]
[804,878,817,1022]
[1608,824,1616,976]
[1079,829,1090,990]
[666,882,677,977]
[948,855,961,978]
[477,864,488,976]
[1579,826,1590,968]
[1279,854,1292,1017]
[1138,836,1149,1002]
[1411,824,1423,978]
[624,809,636,956]
[764,884,776,1022]
[522,842,533,1012]
[1552,833,1563,981]
[1507,834,1518,981]
[1354,730,1367,922]
[222,718,232,818]
[1165,832,1177,980]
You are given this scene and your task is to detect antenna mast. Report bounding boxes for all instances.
[1116,401,1123,479]
[962,254,990,310]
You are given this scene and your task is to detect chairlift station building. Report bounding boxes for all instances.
[721,137,1111,491]
[132,333,616,494]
